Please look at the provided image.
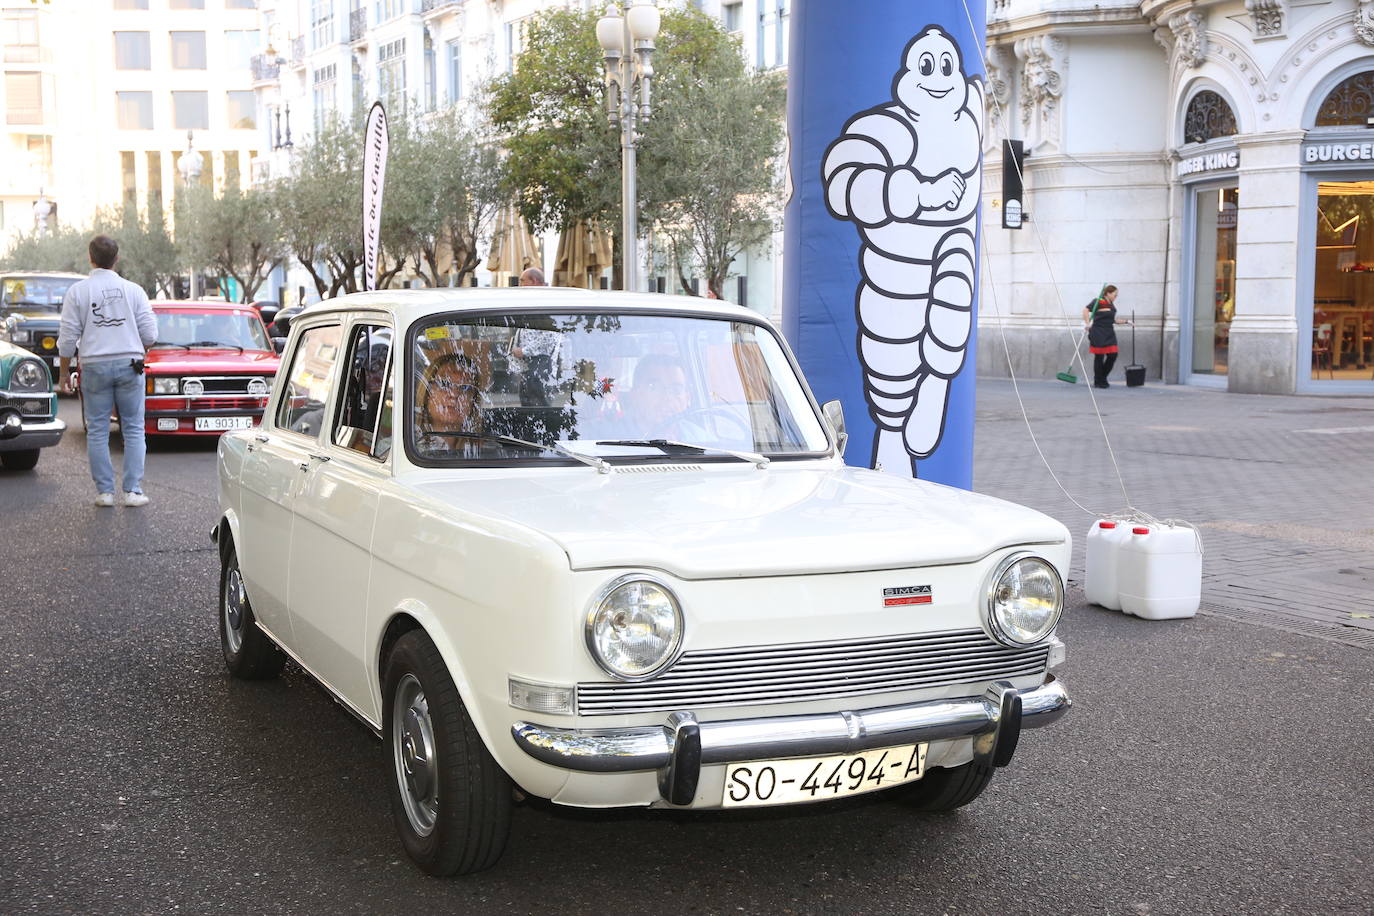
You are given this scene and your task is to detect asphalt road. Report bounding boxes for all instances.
[1,396,1371,915]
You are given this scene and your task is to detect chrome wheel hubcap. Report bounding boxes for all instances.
[224,567,246,654]
[392,673,438,835]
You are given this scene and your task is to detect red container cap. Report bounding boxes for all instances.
[1098,521,1117,529]
[1132,527,1150,535]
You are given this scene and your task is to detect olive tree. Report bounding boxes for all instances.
[487,6,785,295]
[174,185,286,302]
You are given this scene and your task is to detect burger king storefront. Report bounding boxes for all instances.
[1176,68,1374,395]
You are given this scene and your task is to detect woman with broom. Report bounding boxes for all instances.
[1083,285,1131,388]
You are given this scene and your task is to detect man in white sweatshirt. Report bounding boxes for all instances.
[56,235,158,507]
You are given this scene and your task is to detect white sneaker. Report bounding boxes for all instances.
[122,491,149,507]
[94,492,115,508]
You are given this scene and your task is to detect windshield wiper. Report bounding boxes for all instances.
[152,340,192,349]
[422,431,612,474]
[595,438,770,470]
[188,340,244,352]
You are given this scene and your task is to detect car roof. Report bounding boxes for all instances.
[288,287,761,326]
[151,300,259,312]
[0,271,86,280]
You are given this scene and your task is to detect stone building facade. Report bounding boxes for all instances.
[979,0,1374,394]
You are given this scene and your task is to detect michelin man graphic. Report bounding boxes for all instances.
[822,26,983,478]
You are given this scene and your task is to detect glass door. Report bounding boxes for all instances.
[1311,181,1374,381]
[1189,186,1238,377]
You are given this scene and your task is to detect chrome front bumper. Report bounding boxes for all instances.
[0,416,64,451]
[513,676,1070,805]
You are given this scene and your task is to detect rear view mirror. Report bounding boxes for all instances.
[821,399,848,458]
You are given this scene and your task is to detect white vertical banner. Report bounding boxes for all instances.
[362,101,390,292]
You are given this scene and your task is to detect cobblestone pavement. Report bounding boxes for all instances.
[971,377,1374,649]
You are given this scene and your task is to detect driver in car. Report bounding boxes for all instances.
[625,353,694,439]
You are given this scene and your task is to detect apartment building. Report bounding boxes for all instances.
[0,0,262,250]
[250,0,789,313]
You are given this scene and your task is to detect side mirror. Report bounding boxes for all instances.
[272,336,287,354]
[821,399,848,458]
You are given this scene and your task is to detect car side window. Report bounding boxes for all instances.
[275,323,342,438]
[333,323,393,458]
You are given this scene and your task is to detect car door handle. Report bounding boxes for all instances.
[254,434,270,443]
[308,453,331,463]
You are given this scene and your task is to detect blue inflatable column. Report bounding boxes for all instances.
[783,1,986,490]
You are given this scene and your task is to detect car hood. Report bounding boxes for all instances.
[145,348,279,374]
[4,309,60,325]
[410,464,1069,579]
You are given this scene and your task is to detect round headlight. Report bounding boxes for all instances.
[983,553,1064,647]
[585,575,684,680]
[182,378,205,397]
[11,359,48,392]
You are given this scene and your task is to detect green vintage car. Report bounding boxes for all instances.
[0,338,65,470]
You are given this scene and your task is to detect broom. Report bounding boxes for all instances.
[1058,284,1108,383]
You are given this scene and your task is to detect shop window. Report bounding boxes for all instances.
[1190,187,1238,376]
[1183,90,1237,144]
[1314,72,1374,127]
[1311,181,1374,379]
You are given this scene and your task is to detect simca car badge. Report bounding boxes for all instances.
[883,585,932,607]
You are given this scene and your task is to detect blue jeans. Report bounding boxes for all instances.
[82,358,146,494]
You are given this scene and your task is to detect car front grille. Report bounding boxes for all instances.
[190,377,263,395]
[187,396,266,411]
[576,628,1050,716]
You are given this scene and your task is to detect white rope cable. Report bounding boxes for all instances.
[953,0,1136,514]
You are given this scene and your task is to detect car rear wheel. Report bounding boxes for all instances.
[0,449,39,471]
[383,630,512,876]
[892,758,994,812]
[219,545,285,679]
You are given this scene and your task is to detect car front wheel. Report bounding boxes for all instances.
[892,758,994,812]
[219,545,285,679]
[0,449,39,471]
[383,630,512,876]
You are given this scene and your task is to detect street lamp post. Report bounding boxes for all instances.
[177,130,204,299]
[596,1,660,292]
[32,189,51,236]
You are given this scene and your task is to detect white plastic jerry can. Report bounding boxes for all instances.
[1117,524,1202,620]
[1084,520,1129,610]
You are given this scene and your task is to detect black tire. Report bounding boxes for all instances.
[219,545,286,679]
[0,449,39,471]
[383,630,512,876]
[893,758,995,812]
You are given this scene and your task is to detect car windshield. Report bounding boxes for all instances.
[408,310,830,464]
[152,309,272,351]
[2,276,78,312]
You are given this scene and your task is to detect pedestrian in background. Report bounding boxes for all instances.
[512,267,559,406]
[57,235,158,507]
[1083,284,1130,389]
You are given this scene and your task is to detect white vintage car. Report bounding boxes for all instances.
[214,288,1071,876]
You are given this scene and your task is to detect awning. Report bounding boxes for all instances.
[554,220,614,289]
[485,205,542,281]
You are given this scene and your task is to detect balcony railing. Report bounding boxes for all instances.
[421,0,460,13]
[250,54,281,82]
[350,8,367,43]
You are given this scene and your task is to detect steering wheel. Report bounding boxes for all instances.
[663,406,752,441]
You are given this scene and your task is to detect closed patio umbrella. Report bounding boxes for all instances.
[485,205,542,283]
[554,220,614,288]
